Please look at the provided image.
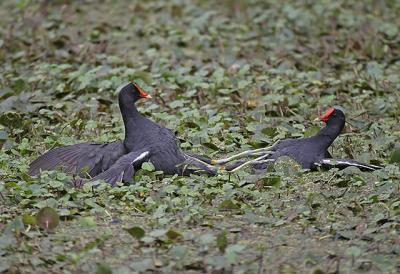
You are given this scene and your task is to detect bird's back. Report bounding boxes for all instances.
[270,137,329,169]
[123,117,185,174]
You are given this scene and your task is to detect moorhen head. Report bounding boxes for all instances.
[318,107,345,123]
[313,107,346,150]
[118,82,152,104]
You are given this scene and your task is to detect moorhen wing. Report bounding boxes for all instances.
[29,82,216,185]
[222,107,382,172]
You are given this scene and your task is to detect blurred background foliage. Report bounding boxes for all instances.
[0,0,399,273]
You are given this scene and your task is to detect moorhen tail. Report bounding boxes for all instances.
[225,107,382,172]
[29,82,216,186]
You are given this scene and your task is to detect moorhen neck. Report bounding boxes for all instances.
[314,107,345,151]
[225,107,382,172]
[119,82,151,142]
[29,82,217,186]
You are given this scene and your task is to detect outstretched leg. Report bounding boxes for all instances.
[180,153,221,175]
[209,141,278,165]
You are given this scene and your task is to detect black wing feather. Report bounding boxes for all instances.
[28,141,126,177]
[91,149,150,186]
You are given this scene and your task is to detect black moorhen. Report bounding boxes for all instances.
[29,82,216,185]
[224,107,382,172]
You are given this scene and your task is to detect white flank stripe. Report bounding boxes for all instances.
[118,171,124,183]
[131,151,150,164]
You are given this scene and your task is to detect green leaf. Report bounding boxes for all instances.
[169,245,187,259]
[79,216,97,228]
[225,244,245,264]
[216,231,228,252]
[203,142,219,151]
[141,162,155,171]
[83,238,103,252]
[0,130,8,140]
[345,246,362,258]
[218,199,240,210]
[389,149,400,164]
[95,263,113,274]
[124,226,145,240]
[261,127,277,137]
[16,0,31,10]
[149,229,168,238]
[22,214,36,225]
[36,207,59,231]
[4,218,25,235]
[262,176,281,187]
[166,228,182,240]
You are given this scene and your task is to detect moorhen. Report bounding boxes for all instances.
[220,107,382,172]
[29,82,217,185]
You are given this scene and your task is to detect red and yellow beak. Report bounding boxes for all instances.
[315,107,335,122]
[140,92,152,99]
[132,82,152,98]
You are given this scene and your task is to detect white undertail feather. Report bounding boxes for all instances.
[318,159,382,171]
